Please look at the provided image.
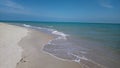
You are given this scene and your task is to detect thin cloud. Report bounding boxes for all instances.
[0,0,24,9]
[0,0,41,17]
[98,0,113,8]
[0,0,31,15]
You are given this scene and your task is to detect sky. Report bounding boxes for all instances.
[0,0,120,23]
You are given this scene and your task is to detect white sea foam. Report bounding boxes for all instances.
[23,24,31,28]
[23,24,43,30]
[22,24,89,63]
[23,24,69,40]
[69,53,88,63]
[52,30,68,40]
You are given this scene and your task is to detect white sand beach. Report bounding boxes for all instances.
[0,23,82,68]
[0,23,28,68]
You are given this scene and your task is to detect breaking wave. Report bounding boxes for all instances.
[22,24,88,63]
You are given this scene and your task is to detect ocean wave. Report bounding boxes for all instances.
[22,24,90,64]
[67,52,88,63]
[23,24,69,40]
[23,24,31,28]
[52,30,68,40]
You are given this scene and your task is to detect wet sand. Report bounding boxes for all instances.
[17,28,82,68]
[0,23,82,68]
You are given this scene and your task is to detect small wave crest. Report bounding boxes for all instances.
[23,24,69,40]
[23,24,31,28]
[52,31,68,40]
[23,24,89,64]
[69,53,88,63]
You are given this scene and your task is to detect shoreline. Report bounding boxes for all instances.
[0,22,82,68]
[17,26,82,68]
[0,22,119,68]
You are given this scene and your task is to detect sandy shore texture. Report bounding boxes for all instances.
[0,23,28,68]
[0,23,82,68]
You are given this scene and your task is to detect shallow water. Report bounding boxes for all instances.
[5,21,120,68]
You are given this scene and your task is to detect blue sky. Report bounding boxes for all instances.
[0,0,120,23]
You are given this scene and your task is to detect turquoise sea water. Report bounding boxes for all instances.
[2,21,120,68]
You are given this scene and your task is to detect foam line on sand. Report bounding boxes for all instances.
[0,22,82,68]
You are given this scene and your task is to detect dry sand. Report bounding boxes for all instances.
[0,23,28,68]
[0,23,82,68]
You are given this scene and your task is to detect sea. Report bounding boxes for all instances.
[2,21,120,68]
